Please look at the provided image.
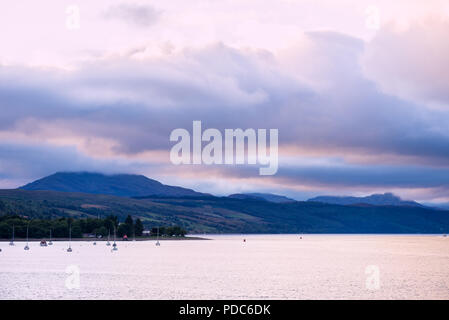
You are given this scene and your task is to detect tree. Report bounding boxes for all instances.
[117,223,130,237]
[135,218,144,236]
[125,215,134,236]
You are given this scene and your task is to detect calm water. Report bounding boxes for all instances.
[0,235,448,300]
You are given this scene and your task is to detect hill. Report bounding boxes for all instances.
[20,172,205,198]
[1,189,448,234]
[228,193,295,203]
[308,192,423,207]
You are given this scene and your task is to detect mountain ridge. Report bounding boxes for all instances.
[228,193,296,203]
[20,172,206,198]
[307,192,424,207]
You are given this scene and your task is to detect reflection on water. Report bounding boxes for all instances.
[0,235,448,299]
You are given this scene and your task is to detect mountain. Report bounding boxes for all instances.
[19,172,205,198]
[1,189,449,234]
[308,193,423,207]
[228,193,296,203]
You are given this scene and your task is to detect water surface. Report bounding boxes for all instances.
[1,235,448,299]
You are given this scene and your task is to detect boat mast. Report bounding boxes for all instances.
[24,222,30,250]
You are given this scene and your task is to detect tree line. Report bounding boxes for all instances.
[0,214,185,239]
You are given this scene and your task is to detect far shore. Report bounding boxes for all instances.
[0,236,209,242]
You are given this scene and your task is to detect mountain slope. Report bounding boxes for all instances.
[228,193,296,203]
[20,172,205,198]
[308,193,423,207]
[1,189,448,234]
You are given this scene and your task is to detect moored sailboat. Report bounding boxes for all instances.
[112,226,118,251]
[67,224,73,252]
[24,222,30,250]
[155,226,160,246]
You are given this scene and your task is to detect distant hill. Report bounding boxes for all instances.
[20,172,205,198]
[228,193,296,203]
[308,192,423,207]
[422,202,449,211]
[1,189,449,234]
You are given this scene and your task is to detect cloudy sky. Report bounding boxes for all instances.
[1,0,449,202]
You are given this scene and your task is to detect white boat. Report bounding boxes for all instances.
[155,227,161,246]
[24,223,30,250]
[67,224,72,252]
[40,240,47,247]
[112,227,118,251]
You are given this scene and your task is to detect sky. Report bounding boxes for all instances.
[1,0,449,202]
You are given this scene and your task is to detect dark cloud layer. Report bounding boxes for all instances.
[1,31,449,198]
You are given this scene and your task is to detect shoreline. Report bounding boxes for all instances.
[0,236,209,242]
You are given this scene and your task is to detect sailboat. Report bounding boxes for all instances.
[9,225,15,246]
[24,223,30,250]
[67,224,73,252]
[48,229,53,245]
[155,227,160,246]
[106,229,111,246]
[112,226,118,251]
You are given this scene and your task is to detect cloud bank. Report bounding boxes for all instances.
[0,1,448,202]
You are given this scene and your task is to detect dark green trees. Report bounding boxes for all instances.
[135,218,144,236]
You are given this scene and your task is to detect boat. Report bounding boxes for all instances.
[112,226,118,251]
[9,225,15,246]
[40,240,47,247]
[48,229,53,245]
[155,227,160,246]
[67,224,72,252]
[93,241,96,245]
[24,223,30,250]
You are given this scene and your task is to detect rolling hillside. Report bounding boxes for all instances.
[1,189,449,234]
